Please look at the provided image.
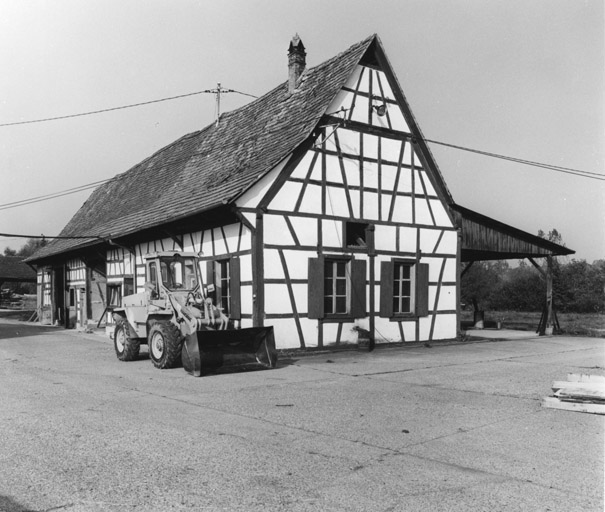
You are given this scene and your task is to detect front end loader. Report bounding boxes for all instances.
[111,252,277,376]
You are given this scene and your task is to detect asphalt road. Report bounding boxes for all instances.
[0,320,603,512]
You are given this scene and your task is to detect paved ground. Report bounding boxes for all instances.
[0,320,603,512]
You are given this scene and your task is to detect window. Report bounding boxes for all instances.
[345,222,369,248]
[380,260,429,318]
[206,257,241,319]
[218,259,231,315]
[393,262,414,314]
[324,260,349,315]
[108,285,122,307]
[308,257,366,319]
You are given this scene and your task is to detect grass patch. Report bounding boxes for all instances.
[461,310,604,337]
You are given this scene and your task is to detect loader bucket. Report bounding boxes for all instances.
[182,326,277,377]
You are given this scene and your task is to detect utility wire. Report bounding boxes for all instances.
[0,88,258,127]
[0,232,102,240]
[423,138,605,181]
[0,179,111,210]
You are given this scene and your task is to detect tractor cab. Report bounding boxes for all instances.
[144,252,200,300]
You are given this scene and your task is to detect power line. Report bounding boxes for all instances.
[423,138,605,181]
[0,88,258,128]
[0,232,102,240]
[0,130,602,214]
[0,179,111,211]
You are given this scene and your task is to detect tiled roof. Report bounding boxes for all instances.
[0,256,37,281]
[29,35,376,262]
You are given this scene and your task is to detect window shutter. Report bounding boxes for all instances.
[415,263,429,317]
[205,260,215,288]
[350,259,367,318]
[307,257,324,319]
[229,257,241,320]
[379,261,394,318]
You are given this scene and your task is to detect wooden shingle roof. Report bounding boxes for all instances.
[0,256,36,282]
[29,35,376,262]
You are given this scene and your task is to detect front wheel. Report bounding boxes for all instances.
[113,317,140,361]
[148,322,182,369]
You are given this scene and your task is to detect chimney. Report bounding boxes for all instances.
[288,34,306,93]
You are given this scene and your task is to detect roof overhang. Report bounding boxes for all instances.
[450,204,575,262]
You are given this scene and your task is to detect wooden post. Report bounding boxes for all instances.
[545,255,554,335]
[252,212,264,327]
[367,225,376,351]
[456,230,462,339]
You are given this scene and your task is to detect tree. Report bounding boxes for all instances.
[3,247,17,256]
[461,261,508,311]
[17,238,47,258]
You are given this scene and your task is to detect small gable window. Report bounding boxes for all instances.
[345,222,370,249]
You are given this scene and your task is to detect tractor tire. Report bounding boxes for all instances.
[148,321,182,369]
[113,316,140,361]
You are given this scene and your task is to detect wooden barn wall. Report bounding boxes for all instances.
[453,212,552,257]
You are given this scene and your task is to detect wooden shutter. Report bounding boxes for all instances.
[350,259,367,318]
[205,260,215,288]
[229,257,241,320]
[415,263,429,317]
[379,261,394,318]
[307,257,324,319]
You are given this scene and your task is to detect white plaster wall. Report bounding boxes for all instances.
[290,151,316,180]
[290,283,307,315]
[337,130,360,157]
[432,314,457,340]
[325,186,350,218]
[436,230,458,254]
[264,215,296,246]
[430,200,453,227]
[264,249,285,280]
[281,250,314,280]
[343,157,361,187]
[236,156,289,209]
[270,181,304,212]
[287,216,317,246]
[375,224,397,252]
[240,284,253,317]
[298,184,323,214]
[321,219,342,247]
[269,318,304,350]
[435,285,457,311]
[264,284,291,315]
[374,319,402,343]
[390,195,413,224]
[240,254,253,282]
[399,226,418,253]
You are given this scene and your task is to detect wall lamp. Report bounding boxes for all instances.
[372,102,387,117]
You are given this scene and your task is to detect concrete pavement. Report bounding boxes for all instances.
[0,319,603,511]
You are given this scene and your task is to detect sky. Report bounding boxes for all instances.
[0,0,603,262]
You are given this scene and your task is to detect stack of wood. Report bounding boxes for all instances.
[542,373,605,415]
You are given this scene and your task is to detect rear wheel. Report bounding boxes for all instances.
[113,316,140,361]
[148,322,182,369]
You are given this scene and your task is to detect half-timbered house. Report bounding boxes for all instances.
[27,34,572,345]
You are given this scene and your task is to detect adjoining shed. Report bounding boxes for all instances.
[451,204,574,334]
[26,34,571,346]
[0,256,37,288]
